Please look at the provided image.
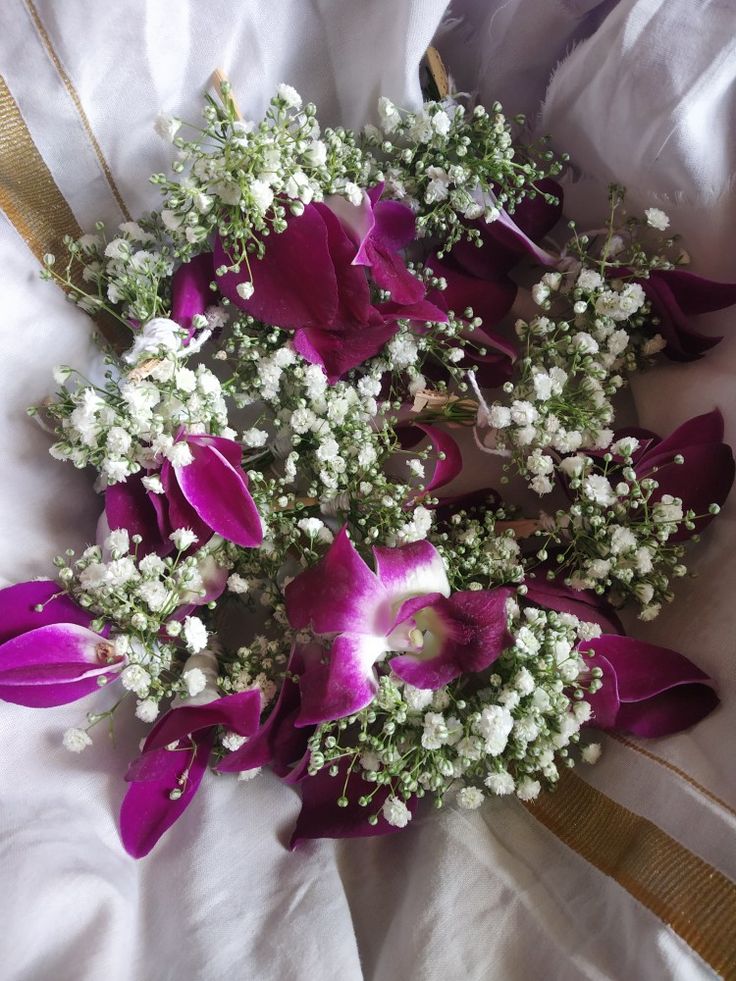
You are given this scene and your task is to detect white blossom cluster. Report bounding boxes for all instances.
[539,447,694,618]
[151,85,369,276]
[307,600,603,826]
[365,97,564,253]
[47,324,230,484]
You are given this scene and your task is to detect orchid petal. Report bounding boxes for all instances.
[295,633,385,725]
[373,540,450,612]
[582,636,719,737]
[293,317,398,383]
[218,646,312,777]
[285,527,390,635]
[656,268,736,316]
[171,253,214,338]
[0,624,122,707]
[639,409,724,461]
[390,588,513,690]
[106,474,170,557]
[0,580,93,645]
[214,205,339,329]
[399,423,462,496]
[428,257,517,330]
[120,730,213,858]
[524,577,624,635]
[290,756,417,848]
[175,440,263,548]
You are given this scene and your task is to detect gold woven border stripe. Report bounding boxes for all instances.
[24,0,131,221]
[525,770,736,977]
[0,74,125,349]
[609,732,736,820]
[0,74,83,262]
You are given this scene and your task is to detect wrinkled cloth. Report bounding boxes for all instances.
[0,1,735,979]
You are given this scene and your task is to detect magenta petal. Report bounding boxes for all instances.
[293,318,398,383]
[316,203,374,325]
[640,409,724,460]
[120,730,213,858]
[215,205,339,329]
[0,580,93,644]
[581,652,621,729]
[290,756,418,848]
[390,588,514,689]
[373,540,450,609]
[175,441,263,548]
[171,253,214,338]
[145,690,262,753]
[405,423,463,496]
[218,646,312,776]
[524,577,624,635]
[649,445,734,540]
[106,475,170,557]
[640,275,722,360]
[428,257,517,330]
[285,527,390,635]
[366,240,425,304]
[581,635,719,737]
[373,198,417,252]
[295,633,384,725]
[656,268,736,316]
[0,624,122,707]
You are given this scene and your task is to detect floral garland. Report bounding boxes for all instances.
[3,78,734,857]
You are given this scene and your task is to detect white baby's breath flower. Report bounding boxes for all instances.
[183,616,208,653]
[382,796,412,828]
[154,112,182,142]
[236,282,254,300]
[121,664,151,698]
[170,528,198,551]
[227,573,250,594]
[456,786,484,810]
[183,667,207,697]
[277,83,302,109]
[62,727,92,753]
[135,699,160,723]
[644,207,670,231]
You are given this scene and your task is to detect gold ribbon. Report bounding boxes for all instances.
[526,770,736,978]
[0,74,83,268]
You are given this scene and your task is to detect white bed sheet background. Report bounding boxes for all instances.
[0,2,734,978]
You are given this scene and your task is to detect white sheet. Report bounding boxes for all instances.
[0,2,734,978]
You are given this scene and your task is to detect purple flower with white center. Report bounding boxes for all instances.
[120,688,261,857]
[0,580,123,707]
[213,192,446,382]
[581,635,719,737]
[106,433,263,556]
[284,528,514,724]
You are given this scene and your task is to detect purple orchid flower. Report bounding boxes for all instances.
[581,635,719,737]
[0,580,122,707]
[213,194,445,382]
[120,688,261,858]
[284,528,514,724]
[106,433,263,555]
[609,409,735,541]
[636,268,736,361]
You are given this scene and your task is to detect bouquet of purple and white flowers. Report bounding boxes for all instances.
[3,77,734,857]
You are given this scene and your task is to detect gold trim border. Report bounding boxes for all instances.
[0,74,83,264]
[525,770,736,978]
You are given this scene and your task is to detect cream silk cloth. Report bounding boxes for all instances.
[0,2,734,978]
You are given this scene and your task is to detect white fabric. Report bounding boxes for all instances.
[0,2,734,978]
